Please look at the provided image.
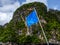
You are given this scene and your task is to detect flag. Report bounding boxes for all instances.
[26,9,39,27]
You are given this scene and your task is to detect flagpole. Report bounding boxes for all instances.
[25,20,30,35]
[34,8,49,45]
[21,15,30,35]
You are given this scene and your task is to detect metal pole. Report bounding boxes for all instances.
[34,8,49,45]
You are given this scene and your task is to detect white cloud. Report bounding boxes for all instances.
[0,12,7,21]
[0,12,13,25]
[0,1,20,13]
[22,0,48,6]
[0,1,20,25]
[53,6,58,10]
[0,0,17,5]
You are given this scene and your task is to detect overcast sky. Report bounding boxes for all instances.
[0,0,60,25]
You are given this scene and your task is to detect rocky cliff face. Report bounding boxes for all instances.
[11,2,47,36]
[12,2,60,43]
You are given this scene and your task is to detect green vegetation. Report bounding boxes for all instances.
[0,2,60,44]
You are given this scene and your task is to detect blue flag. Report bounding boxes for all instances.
[26,10,39,27]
